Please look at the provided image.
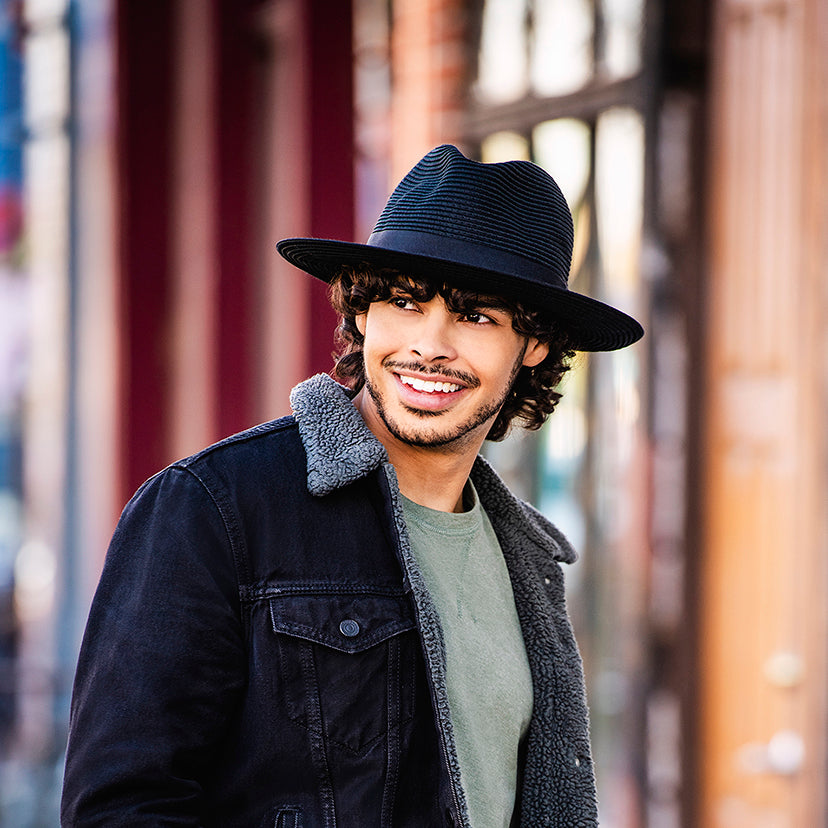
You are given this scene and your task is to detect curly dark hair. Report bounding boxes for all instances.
[328,265,576,441]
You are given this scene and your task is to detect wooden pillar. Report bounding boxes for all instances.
[116,0,175,500]
[169,0,219,460]
[250,0,354,421]
[701,0,828,824]
[306,0,354,374]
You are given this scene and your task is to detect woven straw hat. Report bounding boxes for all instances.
[277,144,643,351]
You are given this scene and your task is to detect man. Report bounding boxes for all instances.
[61,144,643,827]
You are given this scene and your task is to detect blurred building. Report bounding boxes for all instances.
[2,0,826,825]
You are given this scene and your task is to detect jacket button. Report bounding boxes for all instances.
[339,619,360,637]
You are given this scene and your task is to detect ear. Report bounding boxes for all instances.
[522,338,549,368]
[355,313,367,337]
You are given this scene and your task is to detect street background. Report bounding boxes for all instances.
[0,0,826,825]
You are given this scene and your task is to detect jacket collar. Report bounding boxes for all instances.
[290,374,388,496]
[470,457,577,564]
[289,373,576,564]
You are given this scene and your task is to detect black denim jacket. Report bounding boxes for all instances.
[61,375,597,827]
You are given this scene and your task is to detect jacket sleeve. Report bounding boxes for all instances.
[61,465,247,826]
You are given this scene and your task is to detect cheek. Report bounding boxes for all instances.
[360,323,394,369]
[470,335,526,375]
[362,312,406,356]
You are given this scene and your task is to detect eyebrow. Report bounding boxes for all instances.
[470,299,511,311]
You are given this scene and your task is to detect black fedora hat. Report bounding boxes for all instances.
[277,144,643,351]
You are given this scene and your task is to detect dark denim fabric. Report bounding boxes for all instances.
[61,418,454,827]
[62,373,598,827]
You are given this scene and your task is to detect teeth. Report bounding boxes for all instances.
[400,376,461,393]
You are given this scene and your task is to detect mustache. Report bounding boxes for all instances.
[382,359,480,389]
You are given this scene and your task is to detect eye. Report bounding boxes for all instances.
[459,310,495,325]
[390,295,418,311]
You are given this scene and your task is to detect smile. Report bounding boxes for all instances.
[398,375,462,394]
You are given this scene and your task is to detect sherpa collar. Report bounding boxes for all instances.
[289,373,388,496]
[289,373,576,564]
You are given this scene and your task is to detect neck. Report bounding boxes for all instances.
[387,440,479,513]
[352,388,486,513]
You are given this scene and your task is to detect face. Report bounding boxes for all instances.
[354,287,548,453]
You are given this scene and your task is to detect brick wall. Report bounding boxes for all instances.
[389,0,468,181]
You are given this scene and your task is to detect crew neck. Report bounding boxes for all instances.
[400,482,480,534]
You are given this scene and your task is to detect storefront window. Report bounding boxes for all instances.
[602,0,645,79]
[532,0,593,96]
[533,118,591,211]
[474,0,645,107]
[475,0,529,104]
[596,107,644,298]
[480,130,529,162]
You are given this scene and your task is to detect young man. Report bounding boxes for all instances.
[61,145,643,827]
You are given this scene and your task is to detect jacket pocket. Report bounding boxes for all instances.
[269,591,418,755]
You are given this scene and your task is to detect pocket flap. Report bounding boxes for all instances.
[270,593,416,653]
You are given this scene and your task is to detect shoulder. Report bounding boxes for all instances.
[168,415,306,491]
[175,415,300,471]
[120,416,305,529]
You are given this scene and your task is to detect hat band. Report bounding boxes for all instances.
[366,229,568,291]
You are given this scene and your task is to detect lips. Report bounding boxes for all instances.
[391,371,468,413]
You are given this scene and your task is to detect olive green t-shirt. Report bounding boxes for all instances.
[401,483,533,828]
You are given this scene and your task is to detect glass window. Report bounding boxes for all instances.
[601,0,645,79]
[596,107,644,299]
[480,131,530,162]
[475,0,529,104]
[531,0,593,96]
[474,0,647,109]
[533,118,591,218]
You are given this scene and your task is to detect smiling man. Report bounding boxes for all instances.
[62,145,643,828]
[347,280,552,512]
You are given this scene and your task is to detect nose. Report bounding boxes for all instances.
[409,303,457,363]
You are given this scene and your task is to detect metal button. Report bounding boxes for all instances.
[339,619,360,637]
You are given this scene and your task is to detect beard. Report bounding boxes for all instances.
[363,347,527,450]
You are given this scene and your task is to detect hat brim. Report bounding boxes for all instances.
[277,237,644,352]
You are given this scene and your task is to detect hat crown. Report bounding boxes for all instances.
[275,143,644,351]
[371,144,574,285]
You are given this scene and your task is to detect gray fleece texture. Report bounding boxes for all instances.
[290,374,598,827]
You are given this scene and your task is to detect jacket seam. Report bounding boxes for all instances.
[177,465,250,589]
